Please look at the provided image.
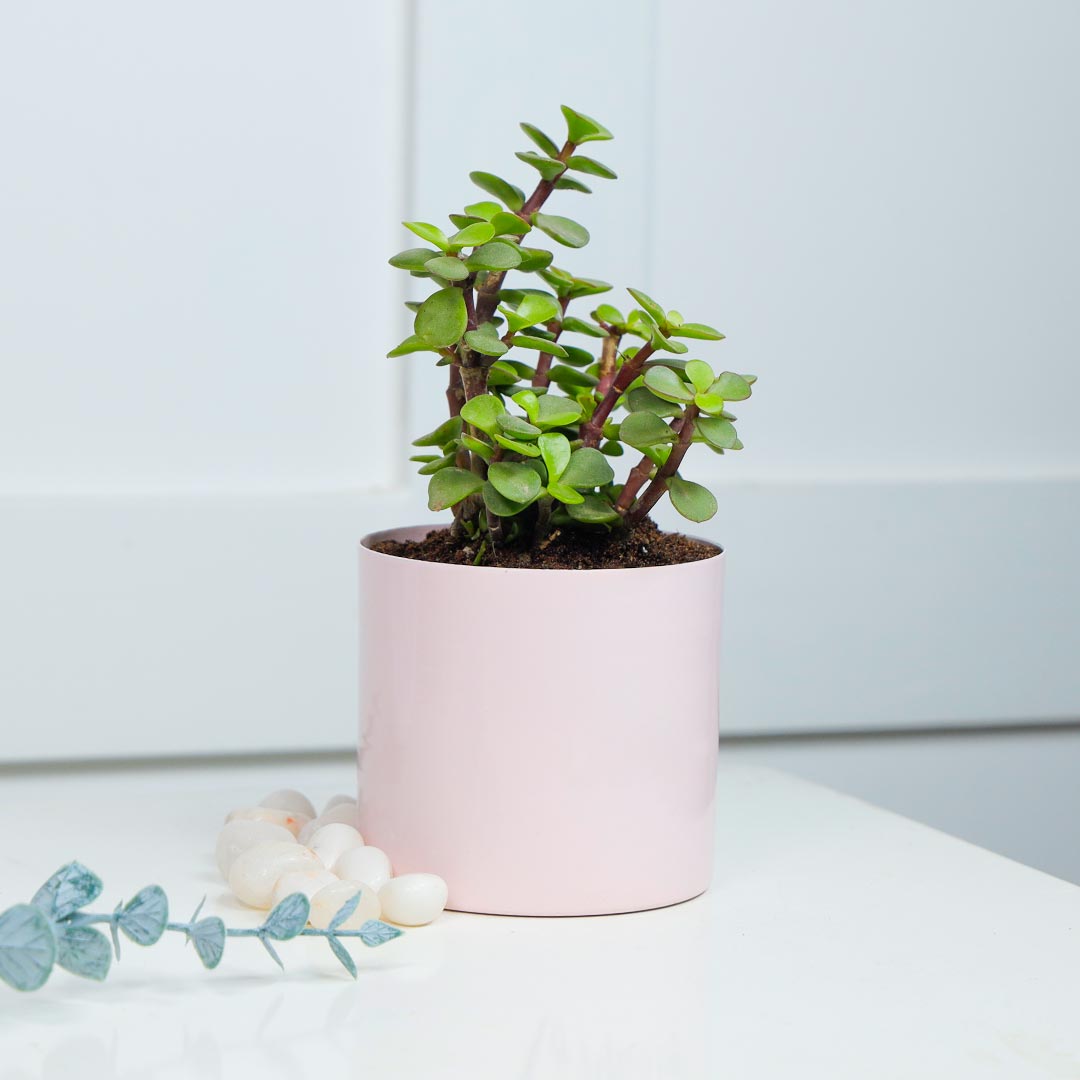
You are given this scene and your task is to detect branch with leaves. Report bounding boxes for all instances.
[390,105,758,553]
[0,862,402,992]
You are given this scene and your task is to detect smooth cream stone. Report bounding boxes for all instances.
[298,803,359,843]
[378,873,448,926]
[322,793,357,815]
[228,841,322,909]
[334,845,392,891]
[308,823,364,870]
[215,819,295,881]
[259,788,317,819]
[271,868,338,908]
[308,880,381,930]
[226,805,312,838]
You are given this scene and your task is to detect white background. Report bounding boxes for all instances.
[2,2,1078,878]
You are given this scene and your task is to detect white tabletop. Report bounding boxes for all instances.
[1,759,1077,1079]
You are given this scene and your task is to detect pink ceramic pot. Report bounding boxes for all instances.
[358,525,725,916]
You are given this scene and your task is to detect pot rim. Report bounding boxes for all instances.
[360,523,724,574]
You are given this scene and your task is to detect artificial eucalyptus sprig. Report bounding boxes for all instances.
[0,861,402,991]
[391,105,758,551]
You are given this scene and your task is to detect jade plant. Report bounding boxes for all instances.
[392,106,756,551]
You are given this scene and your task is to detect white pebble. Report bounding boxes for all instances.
[322,793,357,815]
[298,802,358,843]
[259,788,317,819]
[228,841,322,909]
[226,805,311,838]
[271,868,338,908]
[334,845,392,891]
[215,819,295,881]
[308,823,364,870]
[308,880,381,930]
[378,873,448,926]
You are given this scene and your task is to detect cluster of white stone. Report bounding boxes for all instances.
[215,789,448,927]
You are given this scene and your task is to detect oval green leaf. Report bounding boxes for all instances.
[414,288,467,348]
[427,467,484,511]
[667,477,718,523]
[531,213,590,249]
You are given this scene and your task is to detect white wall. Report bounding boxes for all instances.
[2,0,1078,882]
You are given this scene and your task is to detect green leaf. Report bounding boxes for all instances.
[32,862,103,921]
[119,885,168,946]
[669,322,726,341]
[459,436,491,462]
[412,415,462,448]
[516,247,554,272]
[710,372,753,401]
[424,256,469,281]
[554,175,592,193]
[329,893,362,932]
[463,201,502,221]
[414,288,467,348]
[486,359,524,386]
[566,493,621,524]
[496,413,541,439]
[464,241,522,271]
[189,915,226,970]
[427,468,484,511]
[55,924,111,981]
[449,214,484,230]
[560,345,596,368]
[520,122,560,157]
[685,359,715,393]
[493,434,541,457]
[357,920,404,947]
[460,393,506,435]
[547,480,585,505]
[619,411,677,449]
[535,394,583,429]
[262,893,310,941]
[327,934,357,979]
[489,462,542,504]
[594,303,625,325]
[512,389,539,422]
[694,391,726,414]
[644,366,695,403]
[387,334,440,358]
[464,324,508,357]
[667,477,718,523]
[490,211,530,236]
[567,277,612,299]
[483,482,528,514]
[448,222,495,249]
[502,292,561,332]
[515,151,566,181]
[532,213,590,249]
[650,325,689,354]
[561,316,606,338]
[561,447,614,489]
[561,105,613,144]
[548,364,598,391]
[417,452,455,474]
[696,416,740,450]
[0,904,56,991]
[538,432,572,481]
[389,247,441,270]
[627,287,666,326]
[566,155,617,179]
[403,221,450,251]
[512,335,568,357]
[626,386,682,418]
[743,373,758,385]
[469,171,525,211]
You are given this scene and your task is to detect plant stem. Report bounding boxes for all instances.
[532,297,572,389]
[580,342,655,448]
[595,330,622,399]
[627,404,700,524]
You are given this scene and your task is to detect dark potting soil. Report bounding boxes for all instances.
[371,518,718,570]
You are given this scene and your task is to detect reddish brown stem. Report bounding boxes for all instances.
[627,404,700,524]
[615,414,686,514]
[580,342,655,448]
[474,141,575,326]
[595,331,622,399]
[532,298,571,389]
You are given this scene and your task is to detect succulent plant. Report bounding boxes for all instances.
[390,105,756,551]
